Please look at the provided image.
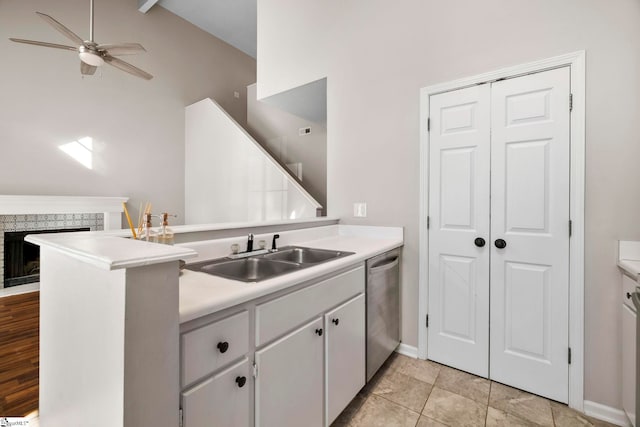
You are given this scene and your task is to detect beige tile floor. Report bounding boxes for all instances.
[332,353,618,427]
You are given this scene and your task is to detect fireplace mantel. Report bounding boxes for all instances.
[0,195,128,230]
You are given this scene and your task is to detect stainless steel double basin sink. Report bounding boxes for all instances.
[185,246,354,282]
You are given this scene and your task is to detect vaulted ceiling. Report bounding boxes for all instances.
[153,0,256,58]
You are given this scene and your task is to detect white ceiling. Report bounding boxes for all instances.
[158,0,256,58]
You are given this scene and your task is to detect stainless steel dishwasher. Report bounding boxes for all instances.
[366,248,401,382]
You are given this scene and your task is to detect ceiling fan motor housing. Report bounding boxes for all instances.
[78,44,104,66]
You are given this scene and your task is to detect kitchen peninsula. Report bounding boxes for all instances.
[26,219,403,427]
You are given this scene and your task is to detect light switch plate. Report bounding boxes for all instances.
[353,202,367,218]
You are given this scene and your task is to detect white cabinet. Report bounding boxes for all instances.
[180,265,366,427]
[622,274,637,427]
[255,317,324,427]
[182,358,251,427]
[325,294,365,425]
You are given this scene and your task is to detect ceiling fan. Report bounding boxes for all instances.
[9,0,153,80]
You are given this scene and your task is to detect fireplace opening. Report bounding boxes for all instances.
[3,228,89,287]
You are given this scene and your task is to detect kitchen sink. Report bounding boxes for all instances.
[263,246,353,265]
[187,257,302,282]
[185,246,354,282]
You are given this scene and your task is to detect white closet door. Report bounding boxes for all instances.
[489,67,570,403]
[427,84,491,377]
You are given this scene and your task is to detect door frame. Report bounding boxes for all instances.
[417,51,586,410]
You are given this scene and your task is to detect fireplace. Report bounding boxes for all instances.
[4,228,90,287]
[0,213,105,289]
[0,195,127,292]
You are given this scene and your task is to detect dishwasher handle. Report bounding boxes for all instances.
[368,256,399,273]
[632,292,640,311]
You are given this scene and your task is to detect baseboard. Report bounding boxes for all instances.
[584,400,630,427]
[395,343,418,359]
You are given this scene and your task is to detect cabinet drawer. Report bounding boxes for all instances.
[256,266,364,347]
[182,358,250,427]
[181,310,249,386]
[623,274,638,311]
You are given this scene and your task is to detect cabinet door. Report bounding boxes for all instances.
[181,358,250,427]
[622,303,636,426]
[325,294,365,425]
[255,317,324,427]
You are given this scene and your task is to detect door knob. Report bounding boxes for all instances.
[494,239,507,249]
[315,328,323,336]
[235,376,246,388]
[627,292,632,300]
[474,238,486,247]
[217,341,229,353]
[332,318,340,326]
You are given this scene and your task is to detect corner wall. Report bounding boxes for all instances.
[246,83,327,211]
[257,0,640,408]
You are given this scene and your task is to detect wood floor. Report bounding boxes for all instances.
[0,290,39,417]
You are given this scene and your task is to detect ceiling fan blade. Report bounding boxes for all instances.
[81,61,97,75]
[97,43,146,56]
[104,55,153,80]
[36,12,84,46]
[9,38,78,52]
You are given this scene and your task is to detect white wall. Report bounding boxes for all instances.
[257,0,640,408]
[246,83,327,211]
[0,0,256,224]
[185,99,321,224]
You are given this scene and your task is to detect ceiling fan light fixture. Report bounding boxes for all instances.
[10,0,153,79]
[79,50,104,67]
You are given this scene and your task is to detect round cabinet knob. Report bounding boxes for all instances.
[494,239,507,249]
[315,328,323,336]
[235,376,246,388]
[332,318,340,326]
[474,238,486,248]
[627,292,632,299]
[217,341,229,353]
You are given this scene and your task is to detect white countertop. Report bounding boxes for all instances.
[619,260,640,279]
[24,220,403,322]
[96,216,340,238]
[23,218,339,270]
[26,232,197,270]
[618,240,640,279]
[179,230,403,324]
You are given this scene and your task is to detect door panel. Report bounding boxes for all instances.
[440,255,476,342]
[504,262,550,360]
[428,84,491,377]
[255,317,324,427]
[326,294,365,425]
[490,67,570,403]
[622,303,636,426]
[441,148,475,229]
[505,139,550,232]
